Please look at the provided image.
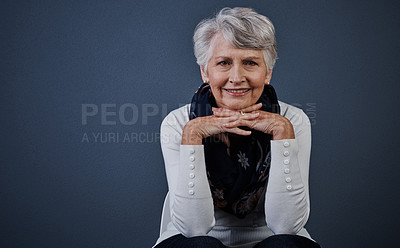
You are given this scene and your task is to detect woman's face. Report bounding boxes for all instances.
[201,34,272,110]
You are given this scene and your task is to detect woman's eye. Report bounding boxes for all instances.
[218,61,228,66]
[244,61,257,66]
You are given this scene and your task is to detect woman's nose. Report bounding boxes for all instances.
[229,64,245,84]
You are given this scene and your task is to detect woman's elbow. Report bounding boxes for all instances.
[171,213,215,237]
[268,208,310,235]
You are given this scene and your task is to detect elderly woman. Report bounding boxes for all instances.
[154,7,321,248]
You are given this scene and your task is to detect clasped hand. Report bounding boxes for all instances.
[181,103,295,145]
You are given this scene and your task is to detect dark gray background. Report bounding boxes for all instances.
[1,0,399,247]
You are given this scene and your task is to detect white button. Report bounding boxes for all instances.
[189,156,195,162]
[286,185,292,191]
[188,189,194,195]
[284,159,290,165]
[188,182,194,188]
[189,148,195,154]
[283,151,290,157]
[189,164,195,170]
[189,173,195,179]
[283,141,290,147]
[285,177,292,183]
[284,168,290,174]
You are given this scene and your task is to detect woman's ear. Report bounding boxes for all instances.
[265,69,273,84]
[200,66,209,83]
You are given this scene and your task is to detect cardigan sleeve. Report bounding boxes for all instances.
[160,108,215,237]
[160,104,312,236]
[265,108,312,234]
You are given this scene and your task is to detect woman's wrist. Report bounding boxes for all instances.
[181,120,204,145]
[273,132,295,140]
[272,118,295,140]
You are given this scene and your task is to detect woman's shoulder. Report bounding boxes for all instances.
[160,104,191,132]
[278,100,305,117]
[278,100,311,132]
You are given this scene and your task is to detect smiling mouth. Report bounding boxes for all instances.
[224,88,251,93]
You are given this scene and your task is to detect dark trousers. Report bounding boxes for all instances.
[155,234,321,248]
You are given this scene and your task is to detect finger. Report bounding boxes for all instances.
[239,103,262,113]
[224,127,252,136]
[212,107,238,115]
[213,109,237,117]
[214,111,259,119]
[223,119,256,129]
[211,107,220,113]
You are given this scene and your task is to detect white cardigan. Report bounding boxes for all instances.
[155,101,313,248]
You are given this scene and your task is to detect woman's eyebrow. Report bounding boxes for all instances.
[214,56,231,60]
[242,56,262,60]
[213,56,262,60]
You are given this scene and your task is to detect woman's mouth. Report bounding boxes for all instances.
[224,88,251,96]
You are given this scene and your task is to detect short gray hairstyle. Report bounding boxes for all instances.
[193,7,278,74]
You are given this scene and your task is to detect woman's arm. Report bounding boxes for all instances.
[161,104,262,236]
[264,108,311,234]
[160,108,215,237]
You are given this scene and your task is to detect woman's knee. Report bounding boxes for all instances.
[184,236,226,248]
[155,234,225,248]
[255,234,321,248]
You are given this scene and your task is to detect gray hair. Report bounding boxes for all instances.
[193,7,278,74]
